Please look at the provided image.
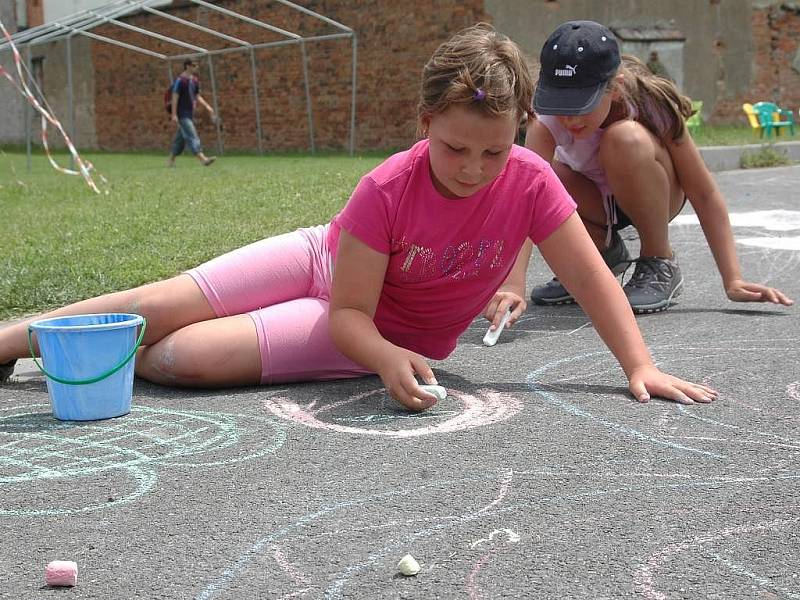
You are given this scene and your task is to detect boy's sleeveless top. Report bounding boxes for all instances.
[327,139,576,360]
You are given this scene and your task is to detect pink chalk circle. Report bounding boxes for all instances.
[45,560,78,586]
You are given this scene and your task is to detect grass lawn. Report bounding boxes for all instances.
[0,124,790,320]
[0,149,387,320]
[689,123,776,146]
[691,124,797,168]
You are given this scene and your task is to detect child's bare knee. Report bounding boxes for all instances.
[121,278,185,337]
[138,332,207,385]
[599,121,653,166]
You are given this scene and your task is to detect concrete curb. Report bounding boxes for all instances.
[699,140,800,172]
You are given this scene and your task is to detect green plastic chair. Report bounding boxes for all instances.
[686,100,703,133]
[752,101,795,138]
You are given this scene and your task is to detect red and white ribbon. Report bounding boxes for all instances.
[0,19,107,194]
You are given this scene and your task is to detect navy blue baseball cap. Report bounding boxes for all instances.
[534,21,621,116]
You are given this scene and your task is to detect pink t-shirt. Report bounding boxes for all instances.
[327,139,576,359]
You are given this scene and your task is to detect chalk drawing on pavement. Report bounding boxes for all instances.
[196,467,800,599]
[527,342,800,461]
[263,388,523,437]
[0,404,286,516]
[634,517,800,600]
[673,209,800,251]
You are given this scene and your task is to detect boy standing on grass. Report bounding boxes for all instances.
[167,59,217,168]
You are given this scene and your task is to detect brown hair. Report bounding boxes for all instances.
[614,54,694,141]
[417,23,534,135]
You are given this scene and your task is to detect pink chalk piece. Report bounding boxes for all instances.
[45,560,78,587]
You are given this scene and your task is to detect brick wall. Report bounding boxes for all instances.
[748,3,800,109]
[77,1,800,150]
[26,0,43,27]
[91,0,488,152]
[713,3,800,123]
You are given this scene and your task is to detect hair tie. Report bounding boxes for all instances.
[473,88,487,101]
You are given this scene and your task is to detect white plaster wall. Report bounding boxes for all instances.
[621,41,685,91]
[0,52,26,144]
[44,0,171,23]
[0,37,97,147]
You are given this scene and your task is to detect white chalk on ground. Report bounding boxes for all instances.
[482,309,512,347]
[45,560,78,586]
[419,384,447,401]
[397,553,421,576]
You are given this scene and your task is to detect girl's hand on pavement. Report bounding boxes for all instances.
[726,279,793,306]
[627,365,718,405]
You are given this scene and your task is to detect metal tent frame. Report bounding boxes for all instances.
[0,0,358,166]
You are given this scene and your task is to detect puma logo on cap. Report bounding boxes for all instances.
[554,65,577,77]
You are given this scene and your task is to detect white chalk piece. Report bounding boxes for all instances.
[419,384,447,401]
[45,560,78,587]
[482,309,512,347]
[397,553,421,576]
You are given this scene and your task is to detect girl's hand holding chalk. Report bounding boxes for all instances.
[419,384,447,401]
[482,289,525,346]
[483,308,512,347]
[376,346,440,411]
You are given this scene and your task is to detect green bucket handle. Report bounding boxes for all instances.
[27,317,147,386]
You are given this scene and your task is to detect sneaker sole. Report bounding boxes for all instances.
[630,277,684,314]
[532,268,628,307]
[531,296,576,306]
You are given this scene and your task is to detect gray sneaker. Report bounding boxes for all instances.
[623,255,683,314]
[0,359,16,383]
[602,231,633,276]
[531,232,632,305]
[530,276,575,305]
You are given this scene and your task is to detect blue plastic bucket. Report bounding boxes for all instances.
[28,313,147,421]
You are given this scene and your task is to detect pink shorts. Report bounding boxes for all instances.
[186,224,373,384]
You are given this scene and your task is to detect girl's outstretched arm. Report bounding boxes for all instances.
[668,133,793,306]
[538,213,717,405]
[329,230,440,411]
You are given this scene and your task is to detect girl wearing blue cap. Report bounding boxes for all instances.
[526,20,792,313]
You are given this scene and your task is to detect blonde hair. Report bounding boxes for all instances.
[614,54,694,141]
[417,23,533,135]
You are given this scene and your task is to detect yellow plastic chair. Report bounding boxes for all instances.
[686,100,703,133]
[742,103,763,138]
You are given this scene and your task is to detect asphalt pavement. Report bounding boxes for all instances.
[1,165,799,599]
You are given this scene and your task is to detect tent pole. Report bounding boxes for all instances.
[206,54,223,155]
[66,34,75,170]
[25,45,32,171]
[300,40,315,154]
[349,33,357,156]
[249,47,263,154]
